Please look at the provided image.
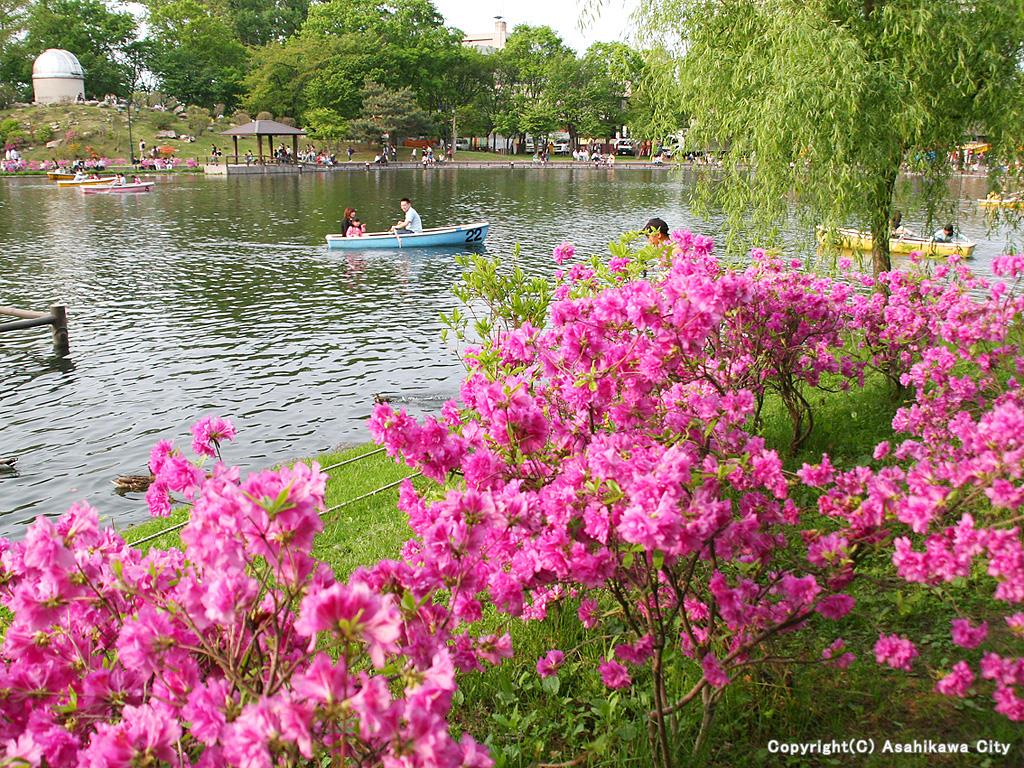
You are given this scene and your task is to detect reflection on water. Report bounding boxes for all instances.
[0,169,1016,535]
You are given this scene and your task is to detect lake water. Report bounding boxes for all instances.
[0,167,1013,536]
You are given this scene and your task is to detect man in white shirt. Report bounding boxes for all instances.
[392,198,423,233]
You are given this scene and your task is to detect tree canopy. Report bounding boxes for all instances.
[347,81,434,144]
[147,0,248,110]
[639,0,1024,273]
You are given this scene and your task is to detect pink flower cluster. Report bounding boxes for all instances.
[0,421,492,767]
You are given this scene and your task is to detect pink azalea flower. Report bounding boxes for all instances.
[598,658,631,689]
[935,661,974,698]
[295,582,401,667]
[536,650,564,678]
[191,415,237,457]
[874,634,918,671]
[553,241,575,264]
[701,653,730,688]
[951,619,988,649]
[578,598,599,629]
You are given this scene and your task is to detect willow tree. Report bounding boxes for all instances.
[637,0,1024,274]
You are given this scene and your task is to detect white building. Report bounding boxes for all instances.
[463,17,507,54]
[32,49,85,105]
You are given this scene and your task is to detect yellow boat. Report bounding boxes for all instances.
[816,227,975,259]
[46,171,75,181]
[55,177,117,188]
[977,195,1024,210]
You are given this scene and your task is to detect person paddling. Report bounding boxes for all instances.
[391,198,422,234]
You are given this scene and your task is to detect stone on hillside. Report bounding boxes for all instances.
[155,130,177,138]
[174,105,185,114]
[46,139,62,149]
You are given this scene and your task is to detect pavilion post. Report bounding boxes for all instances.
[268,135,274,163]
[233,136,238,164]
[258,135,263,163]
[292,135,298,164]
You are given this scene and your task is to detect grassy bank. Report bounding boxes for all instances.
[0,103,602,166]
[123,377,1022,767]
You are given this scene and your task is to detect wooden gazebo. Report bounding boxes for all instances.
[220,119,306,164]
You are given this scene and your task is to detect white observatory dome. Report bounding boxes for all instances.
[33,49,85,80]
[32,49,85,104]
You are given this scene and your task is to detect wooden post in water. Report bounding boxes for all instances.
[50,304,68,355]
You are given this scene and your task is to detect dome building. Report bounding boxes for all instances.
[32,49,85,105]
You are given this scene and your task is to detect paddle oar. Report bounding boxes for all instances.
[393,227,403,249]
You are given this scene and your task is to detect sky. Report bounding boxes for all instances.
[431,0,641,53]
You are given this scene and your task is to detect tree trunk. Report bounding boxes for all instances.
[870,159,900,277]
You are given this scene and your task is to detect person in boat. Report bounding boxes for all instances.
[643,217,671,246]
[73,170,86,181]
[346,216,365,237]
[115,173,126,185]
[932,223,956,243]
[341,207,359,236]
[391,198,422,234]
[132,175,142,184]
[890,210,907,237]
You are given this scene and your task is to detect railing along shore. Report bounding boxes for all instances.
[0,304,69,355]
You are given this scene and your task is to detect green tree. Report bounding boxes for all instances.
[226,0,309,46]
[304,107,348,144]
[638,0,1024,273]
[545,43,635,148]
[626,45,686,153]
[0,0,29,101]
[493,25,572,153]
[24,0,136,97]
[347,81,434,145]
[243,36,325,119]
[146,0,247,109]
[301,0,463,111]
[434,46,493,144]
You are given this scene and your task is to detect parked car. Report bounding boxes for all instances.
[525,138,535,153]
[454,138,471,151]
[554,140,571,154]
[614,138,635,156]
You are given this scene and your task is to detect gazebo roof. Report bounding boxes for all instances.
[220,120,306,136]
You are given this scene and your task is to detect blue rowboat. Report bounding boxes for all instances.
[325,221,489,249]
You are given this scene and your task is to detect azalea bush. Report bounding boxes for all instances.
[374,236,869,766]
[0,418,492,767]
[804,255,1024,721]
[375,235,1024,765]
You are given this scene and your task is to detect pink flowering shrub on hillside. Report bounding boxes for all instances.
[0,424,491,767]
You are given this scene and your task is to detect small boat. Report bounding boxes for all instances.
[325,222,489,249]
[46,171,75,181]
[817,226,975,259]
[55,177,117,188]
[978,195,1024,210]
[82,182,154,195]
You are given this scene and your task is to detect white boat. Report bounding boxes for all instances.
[325,222,489,249]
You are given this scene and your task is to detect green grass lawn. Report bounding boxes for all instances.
[121,377,1023,767]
